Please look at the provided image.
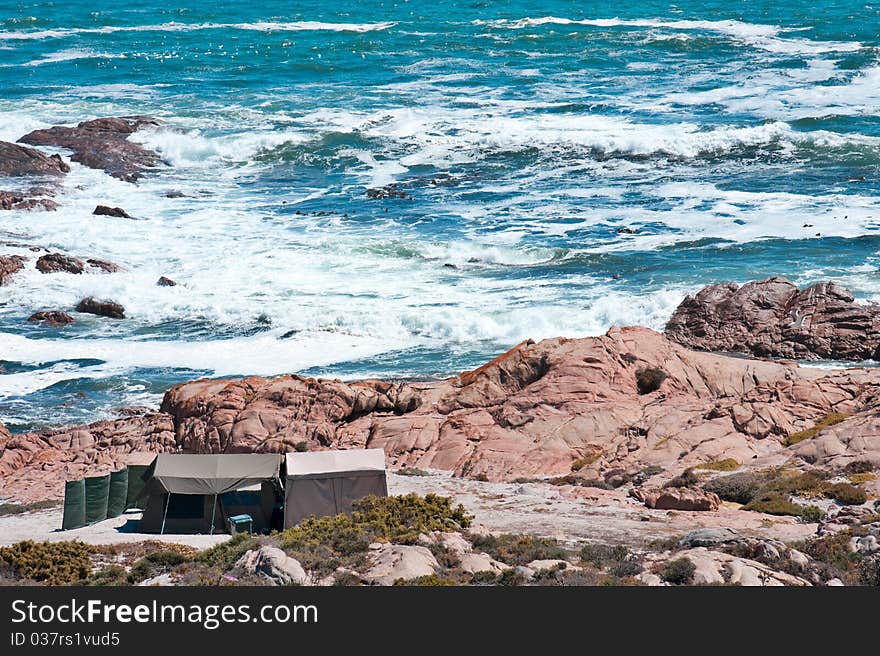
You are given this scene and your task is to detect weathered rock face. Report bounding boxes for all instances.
[75,297,125,319]
[0,412,175,503]
[27,311,75,327]
[19,116,162,182]
[36,253,84,274]
[666,277,880,361]
[0,141,69,177]
[0,255,26,285]
[4,326,880,503]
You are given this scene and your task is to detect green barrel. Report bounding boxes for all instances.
[125,464,150,509]
[61,479,86,530]
[84,474,110,524]
[106,468,129,518]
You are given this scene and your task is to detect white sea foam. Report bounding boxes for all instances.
[23,48,125,66]
[0,20,396,41]
[474,16,862,54]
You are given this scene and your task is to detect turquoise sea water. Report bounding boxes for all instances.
[1,1,879,431]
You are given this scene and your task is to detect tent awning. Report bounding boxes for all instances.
[150,454,282,495]
[285,449,386,478]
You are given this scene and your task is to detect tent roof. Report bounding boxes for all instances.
[150,453,282,495]
[285,449,386,477]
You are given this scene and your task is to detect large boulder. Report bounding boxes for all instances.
[363,544,439,585]
[0,255,26,285]
[666,277,880,361]
[19,116,162,182]
[36,253,84,274]
[234,547,309,586]
[630,486,721,511]
[0,141,69,177]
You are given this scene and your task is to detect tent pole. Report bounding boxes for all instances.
[160,493,171,535]
[210,494,218,535]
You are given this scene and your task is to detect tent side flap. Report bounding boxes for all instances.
[84,474,110,525]
[106,468,129,518]
[61,479,86,530]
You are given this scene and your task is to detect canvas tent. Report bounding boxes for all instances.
[283,449,387,528]
[139,454,283,534]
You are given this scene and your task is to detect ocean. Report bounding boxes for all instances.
[1,0,879,432]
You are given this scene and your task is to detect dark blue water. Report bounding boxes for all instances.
[1,1,879,431]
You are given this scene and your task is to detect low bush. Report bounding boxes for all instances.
[785,413,849,446]
[823,482,867,506]
[636,367,668,394]
[845,460,875,475]
[801,530,877,585]
[127,550,191,584]
[579,543,629,568]
[609,559,643,578]
[702,471,770,504]
[196,533,259,571]
[663,468,699,489]
[83,565,127,586]
[279,494,472,576]
[849,472,876,485]
[694,459,740,472]
[394,575,457,586]
[659,558,696,585]
[0,500,61,517]
[470,534,569,566]
[396,467,430,477]
[743,491,806,517]
[570,453,600,472]
[0,541,92,585]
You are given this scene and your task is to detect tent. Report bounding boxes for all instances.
[124,452,158,510]
[138,454,283,534]
[283,449,387,528]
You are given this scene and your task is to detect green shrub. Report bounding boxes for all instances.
[849,473,876,485]
[659,558,696,585]
[571,453,600,472]
[83,565,128,586]
[694,459,740,472]
[0,541,92,585]
[823,482,867,505]
[743,491,806,516]
[496,568,527,586]
[196,533,259,571]
[799,505,825,523]
[127,550,191,584]
[293,441,309,452]
[279,494,472,576]
[579,543,629,568]
[470,534,569,566]
[702,471,770,504]
[785,413,849,446]
[394,574,457,586]
[609,559,643,578]
[802,530,867,585]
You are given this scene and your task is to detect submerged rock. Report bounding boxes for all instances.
[666,277,880,361]
[93,205,131,218]
[0,254,26,285]
[75,297,125,319]
[19,116,162,182]
[156,276,177,287]
[27,311,75,327]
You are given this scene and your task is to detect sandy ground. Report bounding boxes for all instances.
[0,471,815,549]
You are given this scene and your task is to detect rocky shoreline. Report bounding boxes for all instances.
[1,116,879,586]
